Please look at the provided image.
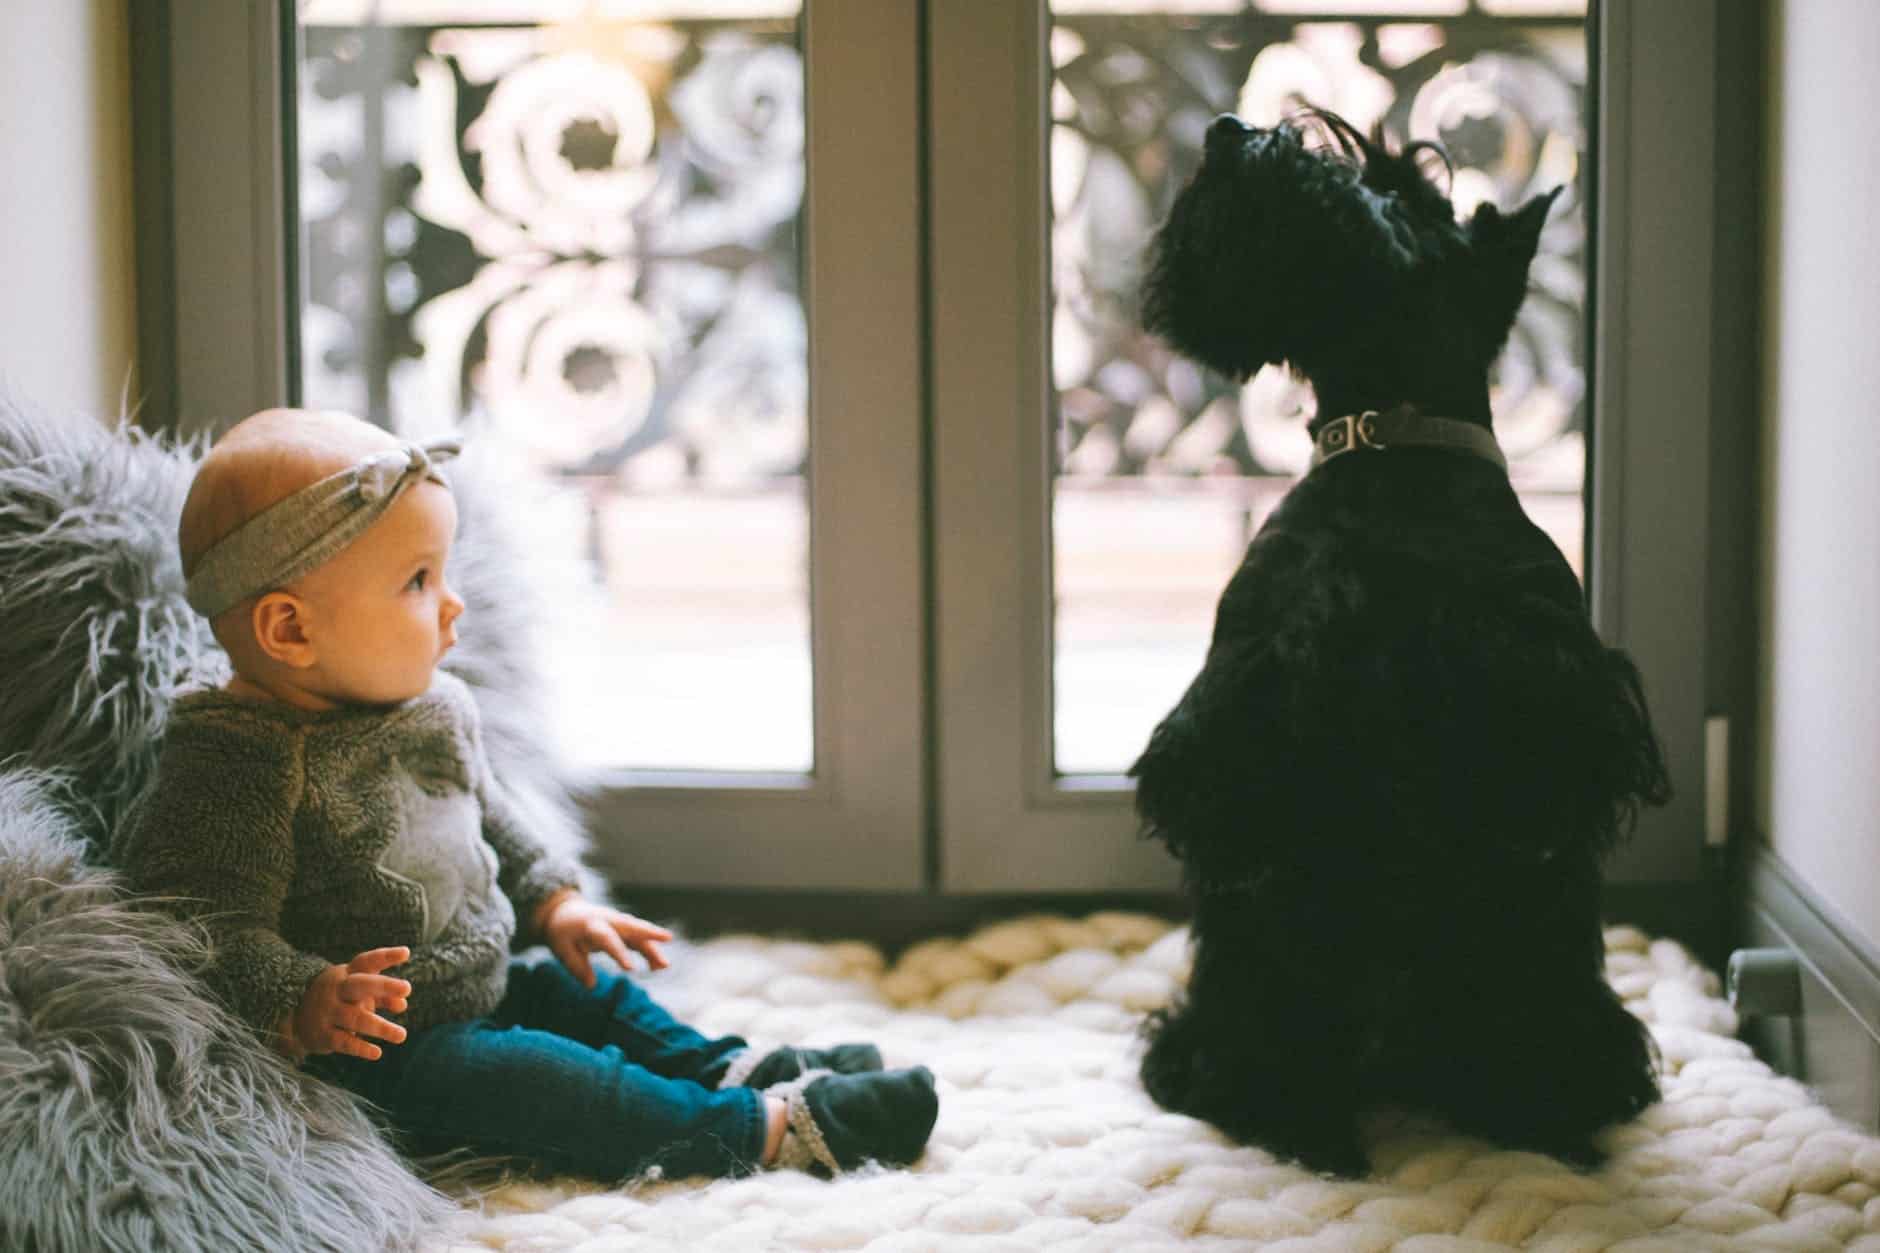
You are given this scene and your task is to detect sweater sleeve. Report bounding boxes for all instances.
[114,714,332,1037]
[458,696,584,946]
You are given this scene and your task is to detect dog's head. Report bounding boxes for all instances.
[1141,108,1561,394]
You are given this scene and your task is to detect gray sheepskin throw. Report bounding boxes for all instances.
[0,767,455,1251]
[0,391,607,1247]
[0,394,221,848]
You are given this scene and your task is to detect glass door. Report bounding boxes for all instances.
[297,3,814,773]
[930,0,1720,893]
[282,0,928,889]
[1046,0,1593,777]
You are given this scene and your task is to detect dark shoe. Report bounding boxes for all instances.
[774,1066,938,1175]
[721,1042,884,1090]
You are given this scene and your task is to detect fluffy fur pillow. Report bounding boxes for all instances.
[0,394,222,848]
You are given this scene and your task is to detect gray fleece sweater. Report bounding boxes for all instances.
[112,671,583,1037]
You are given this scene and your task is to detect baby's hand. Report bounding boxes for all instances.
[290,945,414,1061]
[542,896,674,988]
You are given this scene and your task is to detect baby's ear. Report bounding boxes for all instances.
[250,591,318,668]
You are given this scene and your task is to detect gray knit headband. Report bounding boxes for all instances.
[184,436,463,620]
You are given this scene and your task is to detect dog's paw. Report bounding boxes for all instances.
[1268,1132,1369,1180]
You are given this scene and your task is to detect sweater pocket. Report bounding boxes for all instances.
[376,769,493,945]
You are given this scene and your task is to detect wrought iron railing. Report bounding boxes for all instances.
[299,11,804,486]
[1049,1,1588,489]
[298,2,1586,494]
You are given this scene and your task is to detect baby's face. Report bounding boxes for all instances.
[295,478,465,705]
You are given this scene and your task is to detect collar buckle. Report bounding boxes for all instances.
[1316,410,1387,462]
[1308,407,1508,474]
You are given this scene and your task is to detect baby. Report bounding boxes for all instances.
[114,408,936,1181]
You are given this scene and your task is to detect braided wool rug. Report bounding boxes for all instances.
[428,915,1880,1252]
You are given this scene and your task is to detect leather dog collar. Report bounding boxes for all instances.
[1309,405,1507,473]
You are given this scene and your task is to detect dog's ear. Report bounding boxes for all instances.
[1465,185,1564,360]
[1467,186,1560,260]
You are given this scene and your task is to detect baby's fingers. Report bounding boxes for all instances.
[553,936,596,989]
[608,918,671,971]
[593,924,637,976]
[329,1029,387,1061]
[339,972,413,1005]
[625,918,674,943]
[341,1004,407,1046]
[348,946,411,975]
[633,936,670,972]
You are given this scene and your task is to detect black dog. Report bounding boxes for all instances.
[1130,109,1669,1176]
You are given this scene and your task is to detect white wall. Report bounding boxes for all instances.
[1759,0,1880,946]
[0,1,137,419]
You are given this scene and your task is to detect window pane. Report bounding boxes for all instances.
[296,2,811,773]
[1048,3,1590,775]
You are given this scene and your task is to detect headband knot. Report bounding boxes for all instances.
[185,435,463,620]
[356,444,441,505]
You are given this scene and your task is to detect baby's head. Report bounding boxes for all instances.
[180,408,465,710]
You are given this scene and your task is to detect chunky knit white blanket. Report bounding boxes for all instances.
[430,915,1880,1252]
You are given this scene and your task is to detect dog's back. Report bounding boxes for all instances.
[1131,448,1666,1171]
[1136,447,1664,866]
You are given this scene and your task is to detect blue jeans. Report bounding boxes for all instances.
[308,959,763,1181]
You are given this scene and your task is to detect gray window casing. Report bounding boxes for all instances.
[136,1,1745,911]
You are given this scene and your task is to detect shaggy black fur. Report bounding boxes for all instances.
[1131,110,1670,1176]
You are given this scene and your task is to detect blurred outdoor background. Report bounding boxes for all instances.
[295,0,1588,776]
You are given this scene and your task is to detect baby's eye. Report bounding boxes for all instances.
[407,568,429,592]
